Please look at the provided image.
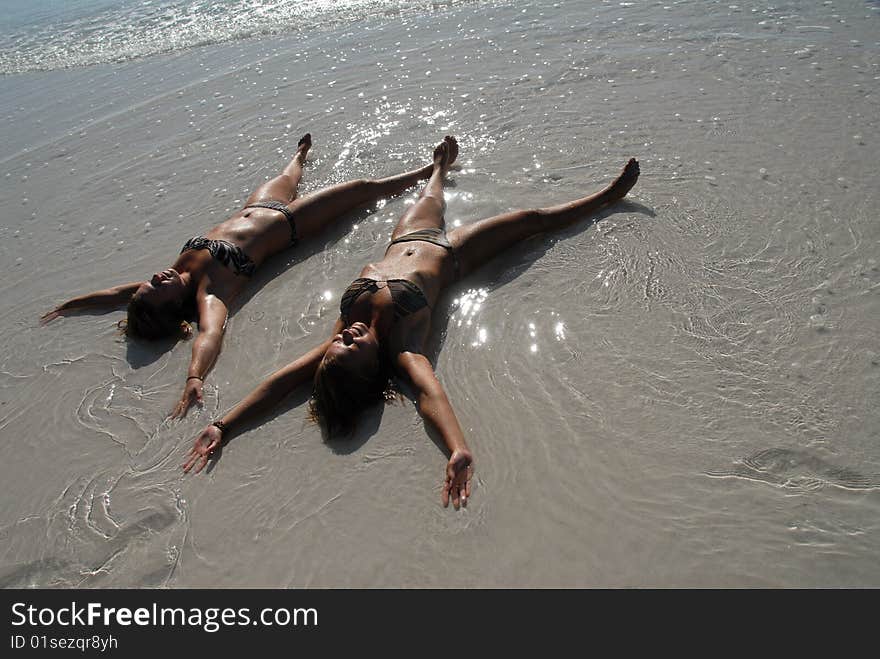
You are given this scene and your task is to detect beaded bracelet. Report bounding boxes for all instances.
[212,420,228,433]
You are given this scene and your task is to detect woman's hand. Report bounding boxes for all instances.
[39,308,63,325]
[182,424,223,474]
[39,283,141,326]
[442,448,474,508]
[171,378,203,419]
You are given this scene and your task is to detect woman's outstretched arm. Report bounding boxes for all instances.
[395,351,474,508]
[40,282,141,324]
[170,289,228,419]
[182,319,344,474]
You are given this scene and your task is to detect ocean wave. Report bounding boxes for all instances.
[0,0,479,74]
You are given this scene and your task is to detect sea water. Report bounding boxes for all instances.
[0,0,878,586]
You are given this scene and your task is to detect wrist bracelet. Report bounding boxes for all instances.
[187,375,204,381]
[212,420,228,433]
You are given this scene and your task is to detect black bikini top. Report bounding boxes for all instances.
[181,236,255,277]
[339,278,428,322]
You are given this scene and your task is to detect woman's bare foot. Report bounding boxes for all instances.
[443,134,459,165]
[433,135,457,174]
[605,158,639,201]
[296,133,312,162]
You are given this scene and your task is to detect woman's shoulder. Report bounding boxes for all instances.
[388,311,431,356]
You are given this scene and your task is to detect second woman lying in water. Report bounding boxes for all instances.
[183,136,640,508]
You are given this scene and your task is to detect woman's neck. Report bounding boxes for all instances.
[180,271,196,298]
[366,293,394,338]
[173,251,208,289]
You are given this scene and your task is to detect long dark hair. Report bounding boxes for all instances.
[308,353,394,436]
[119,295,192,340]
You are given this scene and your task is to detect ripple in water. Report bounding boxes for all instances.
[706,448,879,493]
[0,470,186,587]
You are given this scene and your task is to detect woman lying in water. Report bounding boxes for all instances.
[40,134,443,418]
[183,136,640,507]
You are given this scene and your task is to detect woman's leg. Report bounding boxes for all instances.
[246,133,312,205]
[448,158,639,279]
[390,136,457,240]
[290,136,458,241]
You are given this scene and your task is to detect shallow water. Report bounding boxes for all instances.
[1,0,879,587]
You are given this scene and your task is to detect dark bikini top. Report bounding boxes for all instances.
[181,236,255,277]
[340,278,429,322]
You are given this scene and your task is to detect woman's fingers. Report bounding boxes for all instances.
[182,432,216,474]
[459,472,469,506]
[457,472,469,508]
[442,457,473,508]
[40,310,61,325]
[170,391,194,419]
[182,449,197,473]
[176,384,204,418]
[183,448,207,474]
[449,471,461,508]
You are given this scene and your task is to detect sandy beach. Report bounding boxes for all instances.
[1,0,879,587]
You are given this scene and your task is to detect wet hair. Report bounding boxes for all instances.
[119,295,192,340]
[308,352,394,437]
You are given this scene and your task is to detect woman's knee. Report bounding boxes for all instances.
[518,208,548,230]
[337,178,372,194]
[417,193,445,213]
[338,178,377,199]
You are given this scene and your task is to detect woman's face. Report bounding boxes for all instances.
[324,322,380,374]
[134,268,186,306]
